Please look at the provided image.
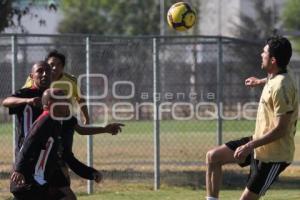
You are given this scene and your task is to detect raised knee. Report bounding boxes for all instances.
[206,149,220,164]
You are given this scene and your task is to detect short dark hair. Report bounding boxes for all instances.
[45,50,66,67]
[266,36,292,69]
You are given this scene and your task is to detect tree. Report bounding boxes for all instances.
[231,0,279,71]
[228,0,279,102]
[59,0,200,36]
[57,0,201,114]
[58,0,161,35]
[56,1,162,115]
[282,0,300,51]
[0,0,12,32]
[234,0,278,41]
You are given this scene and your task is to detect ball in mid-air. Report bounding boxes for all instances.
[167,2,197,31]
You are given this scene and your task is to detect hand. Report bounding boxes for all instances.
[93,171,103,183]
[245,77,264,87]
[104,123,124,135]
[27,97,42,107]
[234,143,253,161]
[11,171,25,185]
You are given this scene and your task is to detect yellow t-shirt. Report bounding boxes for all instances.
[23,73,81,103]
[253,73,298,163]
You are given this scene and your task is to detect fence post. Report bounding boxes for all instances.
[153,37,160,190]
[11,35,17,162]
[217,36,223,145]
[86,36,93,194]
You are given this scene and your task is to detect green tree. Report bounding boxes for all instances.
[233,0,278,41]
[232,0,278,69]
[57,1,162,112]
[58,0,161,35]
[0,0,12,32]
[59,0,200,35]
[282,0,300,51]
[57,0,201,111]
[229,0,279,101]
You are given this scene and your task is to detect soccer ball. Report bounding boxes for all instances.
[167,2,197,31]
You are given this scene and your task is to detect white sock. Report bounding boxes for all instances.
[206,197,218,200]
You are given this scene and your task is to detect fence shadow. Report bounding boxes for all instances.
[68,169,300,190]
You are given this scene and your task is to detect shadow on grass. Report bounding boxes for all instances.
[1,169,300,192]
[67,169,300,190]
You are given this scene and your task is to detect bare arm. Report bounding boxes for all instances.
[2,97,41,108]
[245,77,267,87]
[78,98,90,125]
[234,113,292,160]
[74,123,124,135]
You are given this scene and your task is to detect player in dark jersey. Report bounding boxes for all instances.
[50,117,124,199]
[2,61,51,155]
[10,88,70,200]
[3,59,124,199]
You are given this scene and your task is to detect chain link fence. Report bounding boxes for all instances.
[0,34,300,196]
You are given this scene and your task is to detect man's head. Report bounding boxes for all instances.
[42,88,70,118]
[45,50,66,81]
[30,61,51,90]
[261,36,292,73]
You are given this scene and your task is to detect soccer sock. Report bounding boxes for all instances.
[206,197,218,200]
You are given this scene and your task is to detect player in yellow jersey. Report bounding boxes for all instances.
[23,50,89,125]
[205,36,298,200]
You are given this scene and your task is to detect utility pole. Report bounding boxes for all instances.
[217,0,222,36]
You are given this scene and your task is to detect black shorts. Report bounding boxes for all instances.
[226,136,252,167]
[225,137,290,196]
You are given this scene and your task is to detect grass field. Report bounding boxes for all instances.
[1,120,300,168]
[76,187,300,200]
[3,119,299,168]
[1,183,299,200]
[1,120,300,199]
